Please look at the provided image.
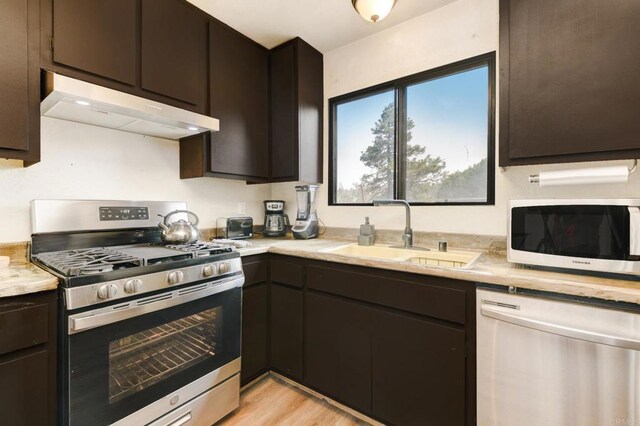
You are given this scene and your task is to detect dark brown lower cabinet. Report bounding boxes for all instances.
[241,284,268,385]
[0,350,49,425]
[270,283,303,380]
[0,290,57,425]
[305,292,373,414]
[301,258,475,426]
[372,310,466,426]
[241,255,269,385]
[241,254,474,425]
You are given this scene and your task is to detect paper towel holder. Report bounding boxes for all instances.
[529,159,638,185]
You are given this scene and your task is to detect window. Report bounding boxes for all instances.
[329,53,495,205]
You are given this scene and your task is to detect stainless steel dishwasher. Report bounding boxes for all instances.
[477,287,640,426]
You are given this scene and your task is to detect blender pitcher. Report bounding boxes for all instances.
[291,185,319,239]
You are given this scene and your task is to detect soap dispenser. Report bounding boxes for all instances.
[358,216,376,246]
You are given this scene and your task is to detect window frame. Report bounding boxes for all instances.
[328,52,496,206]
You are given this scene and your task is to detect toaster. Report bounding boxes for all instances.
[216,216,253,240]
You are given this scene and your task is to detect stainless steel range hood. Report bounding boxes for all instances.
[40,72,219,140]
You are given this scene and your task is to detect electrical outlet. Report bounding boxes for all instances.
[237,202,246,215]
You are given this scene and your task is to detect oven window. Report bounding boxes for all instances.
[108,306,222,404]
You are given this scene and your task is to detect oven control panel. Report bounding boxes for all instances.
[99,206,149,221]
[63,257,244,311]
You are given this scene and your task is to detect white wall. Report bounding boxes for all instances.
[273,0,640,236]
[0,118,271,243]
[2,0,637,243]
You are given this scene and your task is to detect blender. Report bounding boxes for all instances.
[291,185,319,239]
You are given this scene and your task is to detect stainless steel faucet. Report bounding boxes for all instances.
[373,199,414,249]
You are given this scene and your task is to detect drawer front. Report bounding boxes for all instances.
[270,258,303,288]
[307,265,467,324]
[242,256,268,288]
[0,302,48,355]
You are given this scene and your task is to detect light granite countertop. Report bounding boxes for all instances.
[237,238,640,305]
[4,236,640,304]
[0,262,59,298]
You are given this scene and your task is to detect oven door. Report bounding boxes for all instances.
[64,276,242,426]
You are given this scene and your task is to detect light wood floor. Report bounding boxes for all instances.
[217,375,370,426]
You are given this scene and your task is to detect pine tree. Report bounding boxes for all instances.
[336,102,487,203]
[358,103,446,201]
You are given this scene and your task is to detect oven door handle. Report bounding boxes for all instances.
[69,276,243,334]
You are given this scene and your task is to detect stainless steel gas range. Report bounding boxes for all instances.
[30,200,244,426]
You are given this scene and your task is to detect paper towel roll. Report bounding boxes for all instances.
[532,165,630,187]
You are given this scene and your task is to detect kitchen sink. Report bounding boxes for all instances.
[320,243,481,269]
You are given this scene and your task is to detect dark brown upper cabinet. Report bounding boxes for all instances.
[51,0,137,86]
[208,20,269,180]
[181,35,324,183]
[179,19,269,181]
[41,0,208,114]
[0,0,40,164]
[270,38,323,183]
[500,0,640,166]
[140,0,208,112]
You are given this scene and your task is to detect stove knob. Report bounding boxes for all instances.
[167,271,184,285]
[218,262,231,275]
[202,264,218,277]
[97,284,118,300]
[124,279,143,294]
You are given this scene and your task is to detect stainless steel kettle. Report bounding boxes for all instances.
[158,210,201,244]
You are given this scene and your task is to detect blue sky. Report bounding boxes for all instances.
[336,66,489,187]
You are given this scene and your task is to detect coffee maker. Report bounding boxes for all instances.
[291,185,319,240]
[263,200,289,237]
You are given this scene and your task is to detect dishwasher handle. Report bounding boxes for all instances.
[481,305,640,351]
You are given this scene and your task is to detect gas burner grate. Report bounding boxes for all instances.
[166,241,235,258]
[34,248,143,276]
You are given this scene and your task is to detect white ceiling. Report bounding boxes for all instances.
[187,0,458,52]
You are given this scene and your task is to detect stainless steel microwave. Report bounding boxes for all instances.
[508,199,640,275]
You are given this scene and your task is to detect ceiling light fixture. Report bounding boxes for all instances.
[352,0,397,23]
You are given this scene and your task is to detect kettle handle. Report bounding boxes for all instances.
[162,210,200,226]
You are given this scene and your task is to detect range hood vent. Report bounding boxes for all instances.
[40,72,219,140]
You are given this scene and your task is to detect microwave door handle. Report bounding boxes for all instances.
[629,207,640,256]
[481,305,640,351]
